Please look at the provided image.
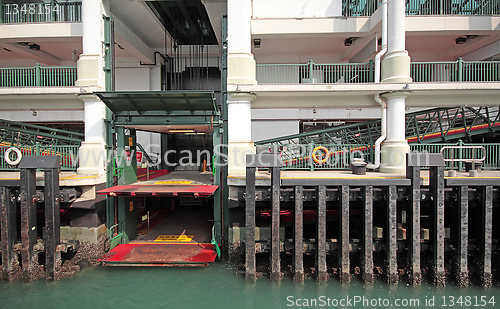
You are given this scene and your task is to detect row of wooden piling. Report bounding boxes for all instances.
[244,154,496,287]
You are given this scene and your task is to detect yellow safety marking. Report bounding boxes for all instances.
[154,235,194,242]
[154,180,193,185]
[60,175,100,180]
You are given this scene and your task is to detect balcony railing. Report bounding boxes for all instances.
[256,59,500,85]
[0,64,77,87]
[343,0,499,17]
[0,2,82,24]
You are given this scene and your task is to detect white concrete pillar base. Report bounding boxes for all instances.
[228,141,256,176]
[228,53,257,85]
[77,141,106,176]
[380,140,410,174]
[381,51,412,83]
[75,55,100,87]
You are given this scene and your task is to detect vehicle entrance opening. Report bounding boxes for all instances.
[95,91,223,267]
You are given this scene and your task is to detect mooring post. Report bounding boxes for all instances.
[1,187,17,281]
[429,164,445,286]
[44,166,61,281]
[455,185,469,287]
[20,167,37,283]
[316,185,328,281]
[316,185,327,281]
[479,186,493,288]
[270,166,281,281]
[361,186,374,284]
[340,185,350,283]
[293,185,304,281]
[386,185,398,284]
[244,165,256,281]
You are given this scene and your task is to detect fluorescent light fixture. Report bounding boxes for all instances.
[169,129,195,133]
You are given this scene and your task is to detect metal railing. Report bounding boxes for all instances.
[0,144,79,171]
[256,59,500,84]
[261,144,373,171]
[343,0,499,17]
[261,142,500,171]
[0,2,82,23]
[257,61,373,85]
[411,142,500,170]
[0,64,77,87]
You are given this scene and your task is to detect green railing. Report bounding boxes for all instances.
[0,64,77,87]
[256,61,373,85]
[0,144,79,171]
[0,2,82,24]
[343,0,499,17]
[410,142,500,170]
[256,59,500,84]
[262,143,373,171]
[261,142,500,171]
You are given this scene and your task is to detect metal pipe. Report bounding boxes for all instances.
[367,93,386,169]
[375,0,387,83]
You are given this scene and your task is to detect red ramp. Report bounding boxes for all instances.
[99,243,217,267]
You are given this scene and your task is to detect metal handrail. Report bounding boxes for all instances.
[256,60,500,85]
[0,64,77,87]
[440,145,486,171]
[343,0,500,17]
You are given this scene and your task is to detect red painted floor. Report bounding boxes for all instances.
[99,243,217,266]
[136,168,170,181]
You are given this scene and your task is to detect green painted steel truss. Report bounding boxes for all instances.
[255,106,500,146]
[0,118,83,147]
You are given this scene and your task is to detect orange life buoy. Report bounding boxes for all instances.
[312,146,329,164]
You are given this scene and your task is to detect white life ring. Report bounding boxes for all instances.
[5,147,22,165]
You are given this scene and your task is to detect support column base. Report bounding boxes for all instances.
[228,141,255,177]
[380,141,409,174]
[77,141,106,176]
[228,53,257,85]
[381,51,412,83]
[75,55,100,87]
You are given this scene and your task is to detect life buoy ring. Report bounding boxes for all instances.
[5,147,22,165]
[312,146,329,164]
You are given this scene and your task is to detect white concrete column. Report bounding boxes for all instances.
[76,0,109,177]
[380,0,412,174]
[227,0,256,85]
[227,93,256,176]
[77,94,107,176]
[380,93,410,174]
[76,0,107,88]
[381,0,411,84]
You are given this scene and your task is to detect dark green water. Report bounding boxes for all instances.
[1,263,499,309]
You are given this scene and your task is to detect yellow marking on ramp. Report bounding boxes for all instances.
[154,180,193,185]
[154,235,194,242]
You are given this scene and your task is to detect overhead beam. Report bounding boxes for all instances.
[341,35,377,62]
[112,16,155,63]
[462,39,500,60]
[436,34,500,61]
[350,37,378,63]
[3,42,60,65]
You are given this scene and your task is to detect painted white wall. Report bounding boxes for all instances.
[149,66,161,91]
[252,0,342,19]
[252,120,299,141]
[115,67,150,91]
[1,110,84,123]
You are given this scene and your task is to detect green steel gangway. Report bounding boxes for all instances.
[255,106,500,147]
[0,118,84,147]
